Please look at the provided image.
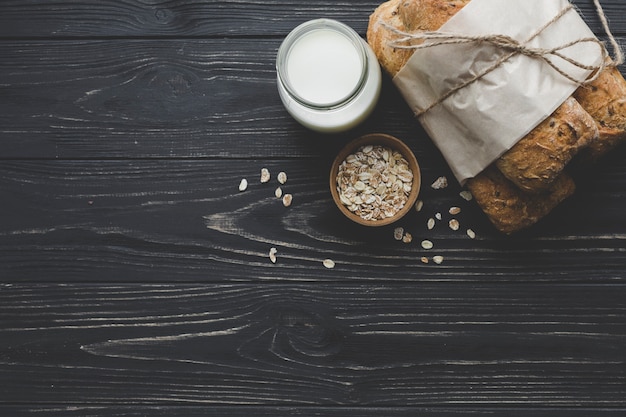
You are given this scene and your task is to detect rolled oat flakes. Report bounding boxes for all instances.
[336,145,413,222]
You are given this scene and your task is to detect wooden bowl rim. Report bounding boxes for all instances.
[329,133,421,227]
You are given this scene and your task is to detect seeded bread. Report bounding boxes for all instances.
[366,0,604,233]
[467,166,576,234]
[574,65,626,161]
[495,97,598,193]
[367,0,596,193]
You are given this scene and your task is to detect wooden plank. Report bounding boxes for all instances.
[1,38,626,159]
[0,283,625,406]
[0,38,420,159]
[0,159,625,282]
[2,406,626,417]
[0,0,623,38]
[1,2,625,414]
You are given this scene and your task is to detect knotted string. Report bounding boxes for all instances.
[384,1,622,117]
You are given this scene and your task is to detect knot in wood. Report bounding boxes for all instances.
[271,305,344,358]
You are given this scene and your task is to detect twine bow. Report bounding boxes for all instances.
[385,1,623,117]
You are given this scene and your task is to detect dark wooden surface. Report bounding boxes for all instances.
[1,1,625,415]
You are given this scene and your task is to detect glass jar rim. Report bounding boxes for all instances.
[276,19,369,109]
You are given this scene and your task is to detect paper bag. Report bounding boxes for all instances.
[393,0,605,184]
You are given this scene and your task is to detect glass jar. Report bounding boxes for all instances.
[276,19,382,133]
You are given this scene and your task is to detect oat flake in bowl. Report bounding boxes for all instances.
[330,134,421,226]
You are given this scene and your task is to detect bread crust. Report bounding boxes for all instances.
[467,166,576,234]
[574,66,626,161]
[496,97,598,193]
[367,0,469,78]
[367,0,595,193]
[365,0,621,233]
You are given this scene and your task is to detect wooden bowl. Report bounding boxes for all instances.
[330,133,421,227]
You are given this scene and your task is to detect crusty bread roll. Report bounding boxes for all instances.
[467,166,576,235]
[367,0,470,77]
[574,65,626,161]
[367,0,596,194]
[495,97,598,193]
[366,0,626,233]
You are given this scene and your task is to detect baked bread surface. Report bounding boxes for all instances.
[467,166,576,235]
[496,97,598,193]
[367,0,594,194]
[366,0,626,233]
[367,0,469,78]
[574,65,626,161]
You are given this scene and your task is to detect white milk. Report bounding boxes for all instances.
[286,28,363,106]
[276,19,382,133]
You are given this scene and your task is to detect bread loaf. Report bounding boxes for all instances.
[367,0,468,78]
[467,166,576,235]
[367,0,595,193]
[367,0,625,233]
[574,65,626,161]
[495,97,598,193]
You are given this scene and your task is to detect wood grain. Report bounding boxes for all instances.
[1,283,624,406]
[0,38,424,159]
[1,37,625,159]
[2,407,626,417]
[0,0,623,38]
[2,0,626,414]
[0,159,624,282]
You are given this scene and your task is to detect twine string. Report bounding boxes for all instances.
[385,1,621,117]
[593,0,624,65]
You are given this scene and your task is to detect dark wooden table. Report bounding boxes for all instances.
[1,1,625,415]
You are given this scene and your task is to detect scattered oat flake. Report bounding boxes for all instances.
[421,257,429,264]
[261,168,271,183]
[282,194,293,207]
[421,240,434,250]
[427,218,436,230]
[449,206,461,215]
[394,227,404,241]
[431,176,448,190]
[275,187,283,199]
[277,171,287,184]
[449,219,460,231]
[467,229,476,239]
[435,212,442,221]
[323,259,336,269]
[269,247,277,264]
[415,200,424,212]
[402,232,413,244]
[433,256,444,265]
[239,178,248,192]
[460,191,473,201]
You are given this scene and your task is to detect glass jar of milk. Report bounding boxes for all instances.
[276,19,382,133]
